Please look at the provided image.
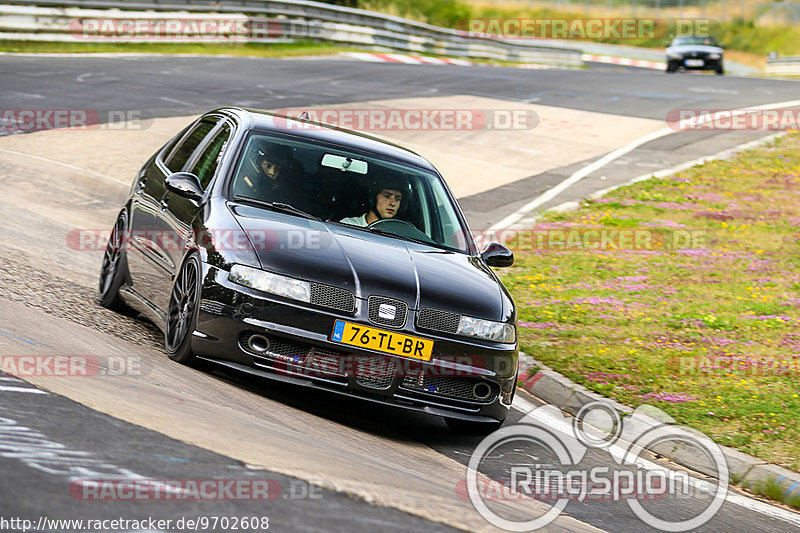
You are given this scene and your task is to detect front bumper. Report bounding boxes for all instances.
[191,264,518,423]
[668,57,723,71]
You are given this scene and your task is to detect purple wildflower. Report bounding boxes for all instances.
[641,392,697,403]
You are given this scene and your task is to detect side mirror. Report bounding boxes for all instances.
[481,242,514,267]
[165,172,204,203]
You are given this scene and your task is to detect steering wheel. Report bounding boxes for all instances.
[367,218,435,244]
[368,218,416,231]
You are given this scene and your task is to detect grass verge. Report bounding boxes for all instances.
[0,39,360,57]
[500,132,800,474]
[465,1,796,59]
[0,38,556,68]
[747,476,800,510]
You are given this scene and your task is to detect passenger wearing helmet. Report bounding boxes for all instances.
[340,178,405,227]
[234,142,290,199]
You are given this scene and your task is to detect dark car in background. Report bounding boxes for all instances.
[97,107,518,433]
[666,35,724,74]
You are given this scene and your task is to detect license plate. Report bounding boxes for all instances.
[685,59,704,67]
[331,320,433,361]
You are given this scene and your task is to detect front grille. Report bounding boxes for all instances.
[311,283,355,313]
[368,296,407,328]
[417,308,461,334]
[304,350,345,376]
[400,375,497,403]
[265,338,307,359]
[354,357,395,390]
[241,333,346,377]
[199,299,227,315]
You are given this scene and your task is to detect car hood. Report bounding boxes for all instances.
[667,45,723,55]
[230,205,508,321]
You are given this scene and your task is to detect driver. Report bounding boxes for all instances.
[235,142,291,199]
[340,178,404,227]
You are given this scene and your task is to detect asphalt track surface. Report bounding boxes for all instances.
[2,54,800,532]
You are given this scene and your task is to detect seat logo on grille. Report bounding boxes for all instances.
[378,303,397,320]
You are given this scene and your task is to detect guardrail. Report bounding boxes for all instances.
[766,56,800,76]
[0,1,583,66]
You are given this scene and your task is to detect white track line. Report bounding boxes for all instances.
[0,148,126,185]
[583,132,788,203]
[491,98,800,230]
[512,396,800,526]
[539,131,787,217]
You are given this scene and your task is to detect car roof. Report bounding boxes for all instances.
[212,107,437,172]
[672,35,716,41]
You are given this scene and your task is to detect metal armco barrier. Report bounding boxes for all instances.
[766,56,800,76]
[0,1,583,66]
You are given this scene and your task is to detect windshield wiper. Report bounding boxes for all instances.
[233,195,321,221]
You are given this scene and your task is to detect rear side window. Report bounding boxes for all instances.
[158,128,187,164]
[190,122,232,189]
[166,119,217,172]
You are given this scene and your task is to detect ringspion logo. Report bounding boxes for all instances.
[464,402,728,531]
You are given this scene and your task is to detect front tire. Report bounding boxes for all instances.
[165,254,201,365]
[98,211,129,310]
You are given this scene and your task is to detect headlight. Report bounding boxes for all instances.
[229,264,310,303]
[457,316,516,343]
[708,53,721,60]
[667,52,683,59]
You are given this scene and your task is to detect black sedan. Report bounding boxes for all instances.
[666,35,724,74]
[98,107,518,432]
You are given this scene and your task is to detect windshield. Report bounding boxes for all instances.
[672,35,718,47]
[228,132,470,252]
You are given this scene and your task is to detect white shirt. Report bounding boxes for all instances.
[339,214,368,227]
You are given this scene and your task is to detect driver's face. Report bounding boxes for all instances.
[259,158,280,180]
[376,188,402,219]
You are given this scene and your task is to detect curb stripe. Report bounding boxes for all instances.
[582,53,665,70]
[0,386,47,394]
[343,52,552,69]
